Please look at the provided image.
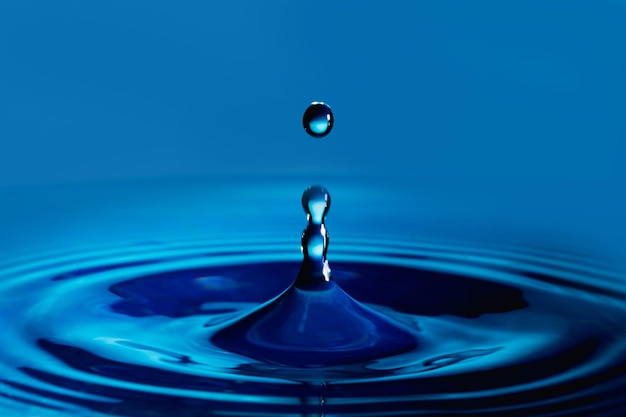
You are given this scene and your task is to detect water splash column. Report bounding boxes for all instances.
[296,185,332,290]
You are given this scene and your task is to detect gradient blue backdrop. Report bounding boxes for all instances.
[1,1,625,263]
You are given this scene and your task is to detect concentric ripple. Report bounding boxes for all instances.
[0,237,625,417]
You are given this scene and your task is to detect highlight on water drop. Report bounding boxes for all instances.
[303,102,334,138]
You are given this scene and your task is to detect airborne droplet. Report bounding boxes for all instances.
[302,102,334,138]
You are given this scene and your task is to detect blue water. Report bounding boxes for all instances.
[0,178,625,416]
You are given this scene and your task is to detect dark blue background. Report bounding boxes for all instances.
[1,1,625,263]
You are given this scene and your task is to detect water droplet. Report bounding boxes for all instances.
[302,185,331,225]
[303,102,334,138]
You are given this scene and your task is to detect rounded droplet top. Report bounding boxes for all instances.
[302,102,334,138]
[302,185,331,225]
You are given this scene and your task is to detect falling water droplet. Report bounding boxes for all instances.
[303,102,334,138]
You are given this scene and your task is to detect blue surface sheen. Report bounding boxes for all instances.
[0,179,625,416]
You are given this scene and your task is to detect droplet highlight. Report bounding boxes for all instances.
[303,102,334,138]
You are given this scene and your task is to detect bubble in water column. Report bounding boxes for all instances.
[303,102,334,138]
